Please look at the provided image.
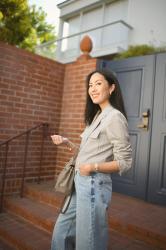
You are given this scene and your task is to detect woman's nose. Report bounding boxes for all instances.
[91,85,97,92]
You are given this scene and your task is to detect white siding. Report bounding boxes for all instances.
[128,0,166,47]
[55,0,166,63]
[67,15,80,50]
[104,0,128,24]
[81,7,103,49]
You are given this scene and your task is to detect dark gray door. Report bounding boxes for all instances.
[98,55,155,200]
[148,53,166,205]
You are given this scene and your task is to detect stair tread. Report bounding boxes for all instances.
[32,181,166,248]
[109,229,160,250]
[5,196,58,220]
[0,239,16,250]
[4,181,165,249]
[26,181,166,240]
[109,193,166,239]
[25,180,55,192]
[24,181,64,208]
[0,213,51,250]
[4,196,59,232]
[0,213,157,250]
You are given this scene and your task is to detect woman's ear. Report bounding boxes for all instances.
[109,84,115,95]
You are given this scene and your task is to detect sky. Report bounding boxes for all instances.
[28,0,61,31]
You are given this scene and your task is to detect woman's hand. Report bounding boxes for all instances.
[79,164,92,176]
[51,134,77,152]
[51,135,68,145]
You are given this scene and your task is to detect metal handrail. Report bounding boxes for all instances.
[0,123,49,212]
[0,123,48,146]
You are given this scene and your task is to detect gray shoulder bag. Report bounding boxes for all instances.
[55,153,77,213]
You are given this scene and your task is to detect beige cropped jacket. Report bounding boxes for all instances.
[75,105,132,175]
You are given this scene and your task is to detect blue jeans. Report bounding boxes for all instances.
[51,172,112,250]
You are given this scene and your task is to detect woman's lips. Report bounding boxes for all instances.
[92,94,99,98]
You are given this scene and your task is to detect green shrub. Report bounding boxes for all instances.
[114,44,166,60]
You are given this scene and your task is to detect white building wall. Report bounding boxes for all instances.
[104,0,128,23]
[127,0,166,47]
[57,0,131,62]
[55,0,166,63]
[81,6,103,49]
[102,0,129,51]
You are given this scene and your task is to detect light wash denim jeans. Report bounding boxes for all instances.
[51,171,112,250]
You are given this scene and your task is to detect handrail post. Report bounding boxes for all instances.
[37,124,49,184]
[0,143,9,213]
[20,132,30,198]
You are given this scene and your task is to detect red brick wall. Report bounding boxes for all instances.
[0,43,65,193]
[55,55,97,175]
[0,43,97,195]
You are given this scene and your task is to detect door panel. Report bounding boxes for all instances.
[98,55,155,199]
[148,53,166,205]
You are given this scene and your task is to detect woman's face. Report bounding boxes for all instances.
[88,72,115,110]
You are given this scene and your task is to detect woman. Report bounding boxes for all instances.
[51,69,132,250]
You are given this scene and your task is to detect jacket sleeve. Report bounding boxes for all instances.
[106,112,132,175]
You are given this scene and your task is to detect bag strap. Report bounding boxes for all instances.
[70,146,79,165]
[59,142,78,214]
[60,185,75,214]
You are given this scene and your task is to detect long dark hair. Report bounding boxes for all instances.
[84,69,127,125]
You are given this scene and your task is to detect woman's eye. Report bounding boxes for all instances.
[89,82,102,88]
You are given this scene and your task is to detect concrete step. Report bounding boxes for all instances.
[0,213,51,250]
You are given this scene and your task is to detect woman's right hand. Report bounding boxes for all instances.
[51,135,77,152]
[51,135,68,145]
